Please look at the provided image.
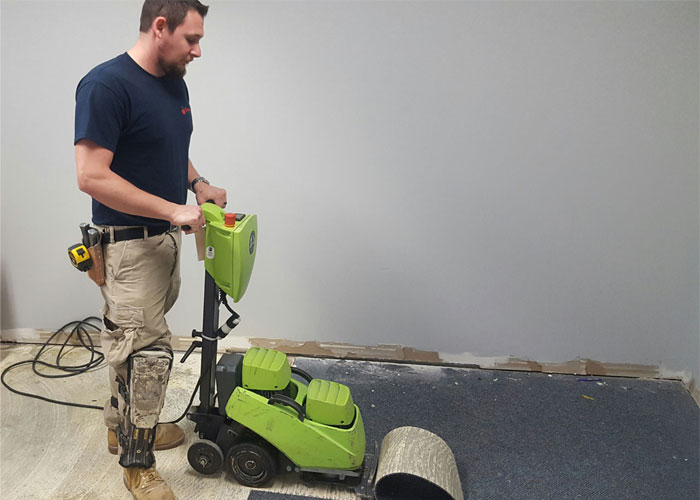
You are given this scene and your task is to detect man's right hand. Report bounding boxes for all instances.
[169,204,205,234]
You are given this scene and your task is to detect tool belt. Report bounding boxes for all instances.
[91,225,177,286]
[70,224,178,287]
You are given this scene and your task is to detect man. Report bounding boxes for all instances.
[75,1,224,498]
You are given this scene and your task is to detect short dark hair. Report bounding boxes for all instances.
[139,0,209,33]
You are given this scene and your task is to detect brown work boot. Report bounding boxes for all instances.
[123,466,175,500]
[108,423,185,455]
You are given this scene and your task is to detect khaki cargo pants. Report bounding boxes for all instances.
[98,226,181,431]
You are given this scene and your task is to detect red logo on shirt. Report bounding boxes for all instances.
[181,107,191,115]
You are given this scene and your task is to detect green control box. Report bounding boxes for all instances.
[202,203,257,302]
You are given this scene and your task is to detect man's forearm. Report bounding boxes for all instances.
[188,159,200,187]
[76,140,178,222]
[81,167,178,222]
[185,157,227,207]
[79,166,205,231]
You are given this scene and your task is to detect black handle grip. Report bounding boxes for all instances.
[180,341,201,363]
[267,394,305,421]
[79,223,90,246]
[183,200,217,231]
[291,366,313,384]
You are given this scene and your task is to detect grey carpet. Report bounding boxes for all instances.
[248,495,316,500]
[247,358,699,500]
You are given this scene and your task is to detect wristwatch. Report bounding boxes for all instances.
[190,176,209,193]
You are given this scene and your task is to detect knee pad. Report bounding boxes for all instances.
[118,348,172,467]
[128,348,173,429]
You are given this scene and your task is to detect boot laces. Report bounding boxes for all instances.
[139,468,162,489]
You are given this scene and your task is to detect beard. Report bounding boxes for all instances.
[159,59,187,80]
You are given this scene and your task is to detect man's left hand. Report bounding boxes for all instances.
[195,183,227,208]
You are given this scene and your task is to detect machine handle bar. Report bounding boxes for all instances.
[182,199,216,231]
[267,394,305,421]
[291,366,313,384]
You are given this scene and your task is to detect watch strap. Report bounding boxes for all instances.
[190,176,209,192]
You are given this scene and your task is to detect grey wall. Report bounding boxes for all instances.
[2,1,698,383]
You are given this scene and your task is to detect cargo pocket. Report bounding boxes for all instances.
[103,304,144,367]
[103,239,129,283]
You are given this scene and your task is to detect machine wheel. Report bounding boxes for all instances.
[188,439,224,475]
[226,441,277,487]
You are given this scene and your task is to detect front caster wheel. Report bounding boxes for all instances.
[188,439,224,475]
[226,441,277,487]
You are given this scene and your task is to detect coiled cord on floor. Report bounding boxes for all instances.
[1,316,105,410]
[1,316,205,423]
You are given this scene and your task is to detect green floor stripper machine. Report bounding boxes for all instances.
[180,203,464,500]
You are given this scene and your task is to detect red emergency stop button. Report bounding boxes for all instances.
[225,213,237,227]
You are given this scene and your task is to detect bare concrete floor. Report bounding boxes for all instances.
[0,344,353,500]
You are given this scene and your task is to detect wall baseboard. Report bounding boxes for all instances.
[2,328,697,406]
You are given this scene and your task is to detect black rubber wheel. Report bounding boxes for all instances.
[226,441,277,487]
[187,439,224,475]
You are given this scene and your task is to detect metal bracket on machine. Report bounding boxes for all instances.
[354,441,379,499]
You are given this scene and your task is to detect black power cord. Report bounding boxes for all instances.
[1,316,204,423]
[1,316,105,410]
[162,373,204,425]
[221,289,236,315]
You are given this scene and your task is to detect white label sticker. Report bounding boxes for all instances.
[206,246,215,259]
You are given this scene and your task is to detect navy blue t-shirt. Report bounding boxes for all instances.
[74,53,193,228]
